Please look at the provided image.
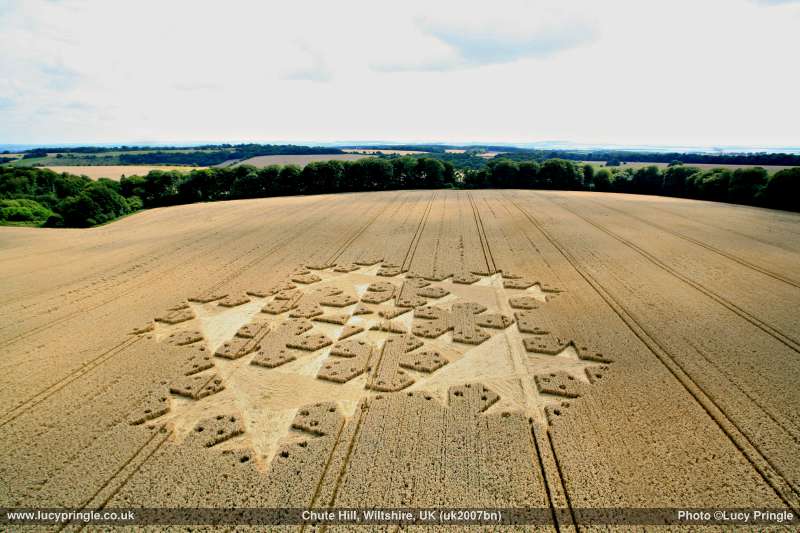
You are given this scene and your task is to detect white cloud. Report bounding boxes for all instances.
[0,0,798,147]
[753,0,800,5]
[370,1,597,72]
[284,43,334,82]
[420,2,595,68]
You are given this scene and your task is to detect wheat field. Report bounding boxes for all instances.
[232,154,369,167]
[0,190,798,527]
[44,165,203,180]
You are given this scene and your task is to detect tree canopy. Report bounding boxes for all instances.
[2,156,797,228]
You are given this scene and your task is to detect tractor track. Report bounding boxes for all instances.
[507,193,800,512]
[578,195,800,289]
[401,190,437,272]
[0,199,329,348]
[0,336,142,425]
[548,196,800,353]
[467,191,496,274]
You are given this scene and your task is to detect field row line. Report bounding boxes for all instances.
[207,190,399,295]
[682,335,800,445]
[530,423,570,532]
[0,200,314,348]
[583,195,800,289]
[70,428,173,532]
[486,194,572,529]
[311,404,368,520]
[209,190,402,294]
[551,197,800,353]
[506,194,800,512]
[467,191,496,274]
[0,201,252,284]
[545,195,800,454]
[0,336,141,426]
[324,191,404,267]
[0,201,332,431]
[206,196,337,293]
[0,201,301,313]
[401,191,437,271]
[647,201,800,254]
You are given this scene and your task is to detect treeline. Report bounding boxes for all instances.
[464,159,799,211]
[0,157,456,226]
[20,144,344,166]
[13,143,800,168]
[346,144,800,167]
[464,159,586,189]
[117,144,343,166]
[381,148,800,173]
[1,157,797,228]
[344,144,532,154]
[488,149,800,167]
[0,167,139,227]
[383,151,489,170]
[21,144,232,155]
[119,157,455,208]
[346,144,448,153]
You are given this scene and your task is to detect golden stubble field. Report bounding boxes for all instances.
[342,149,426,155]
[44,165,204,180]
[582,161,796,174]
[0,190,798,529]
[233,154,369,168]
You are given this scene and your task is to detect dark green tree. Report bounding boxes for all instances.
[362,158,394,190]
[729,167,767,205]
[142,170,181,206]
[763,168,800,211]
[176,169,212,203]
[663,165,700,197]
[276,165,302,195]
[120,175,147,198]
[541,159,581,190]
[609,169,634,193]
[694,169,732,201]
[442,161,456,187]
[488,159,519,188]
[231,166,264,199]
[390,157,418,189]
[517,161,541,188]
[314,160,345,193]
[631,165,663,195]
[593,169,612,191]
[582,164,595,189]
[413,158,446,189]
[257,166,282,196]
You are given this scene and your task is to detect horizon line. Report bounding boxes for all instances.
[2,140,800,155]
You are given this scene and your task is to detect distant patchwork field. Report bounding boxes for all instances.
[232,153,370,167]
[585,161,796,174]
[342,149,426,155]
[43,165,204,180]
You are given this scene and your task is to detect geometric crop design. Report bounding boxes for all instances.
[129,259,612,467]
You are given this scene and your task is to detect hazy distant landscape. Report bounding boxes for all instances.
[2,141,798,228]
[2,0,799,529]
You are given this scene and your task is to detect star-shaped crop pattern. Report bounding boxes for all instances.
[129,260,612,469]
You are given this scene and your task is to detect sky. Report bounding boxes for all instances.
[0,0,798,148]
